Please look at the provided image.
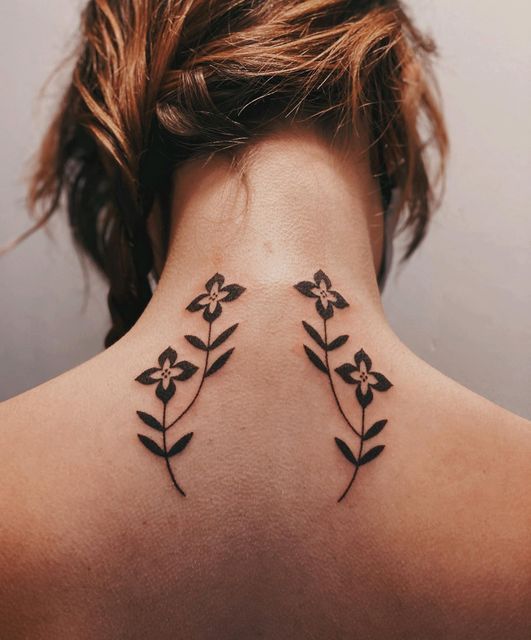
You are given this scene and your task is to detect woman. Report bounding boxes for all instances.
[1,0,529,638]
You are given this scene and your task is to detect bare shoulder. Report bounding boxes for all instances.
[0,351,125,535]
[381,357,531,633]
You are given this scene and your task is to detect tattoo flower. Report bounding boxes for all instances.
[187,273,246,322]
[136,346,198,403]
[294,269,394,502]
[133,272,246,498]
[335,349,392,408]
[294,269,349,319]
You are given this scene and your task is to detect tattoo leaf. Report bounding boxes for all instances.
[327,335,349,351]
[167,432,193,457]
[303,345,328,374]
[211,323,239,350]
[137,434,166,457]
[185,335,208,351]
[335,437,357,466]
[136,411,163,432]
[206,347,235,377]
[359,445,385,466]
[302,321,326,350]
[363,419,388,441]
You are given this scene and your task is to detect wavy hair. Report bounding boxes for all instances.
[24,0,447,346]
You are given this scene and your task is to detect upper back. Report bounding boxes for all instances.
[1,287,530,639]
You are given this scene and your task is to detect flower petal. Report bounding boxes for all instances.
[316,297,333,320]
[205,273,225,292]
[356,384,373,408]
[335,363,358,384]
[203,301,222,323]
[220,283,245,302]
[135,367,161,384]
[294,281,319,298]
[354,348,372,372]
[314,270,331,290]
[370,372,393,392]
[173,361,199,381]
[158,347,177,368]
[331,290,349,309]
[156,379,176,403]
[319,292,331,308]
[325,291,337,304]
[186,293,209,312]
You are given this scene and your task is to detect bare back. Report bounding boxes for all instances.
[1,268,530,640]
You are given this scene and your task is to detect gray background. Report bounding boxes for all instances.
[1,1,530,417]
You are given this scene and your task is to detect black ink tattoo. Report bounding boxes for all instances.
[294,270,392,502]
[134,273,245,496]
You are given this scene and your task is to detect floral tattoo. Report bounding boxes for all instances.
[134,273,245,496]
[294,269,393,502]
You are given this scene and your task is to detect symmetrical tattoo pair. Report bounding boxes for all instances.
[135,270,392,503]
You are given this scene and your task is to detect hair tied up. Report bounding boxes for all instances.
[23,0,446,345]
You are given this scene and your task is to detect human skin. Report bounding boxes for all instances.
[0,124,530,639]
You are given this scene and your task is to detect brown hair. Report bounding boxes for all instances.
[25,0,447,346]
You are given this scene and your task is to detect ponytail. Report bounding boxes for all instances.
[25,0,447,345]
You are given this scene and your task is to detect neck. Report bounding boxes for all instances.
[137,126,389,332]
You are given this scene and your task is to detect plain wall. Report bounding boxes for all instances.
[1,1,530,417]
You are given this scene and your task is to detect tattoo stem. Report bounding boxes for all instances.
[337,407,365,503]
[166,321,212,430]
[323,318,362,438]
[161,402,186,496]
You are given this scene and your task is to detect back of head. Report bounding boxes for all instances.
[28,0,446,345]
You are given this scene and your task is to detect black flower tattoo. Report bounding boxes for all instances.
[294,269,349,319]
[187,273,245,322]
[294,269,393,502]
[136,347,198,404]
[335,349,392,409]
[134,273,246,496]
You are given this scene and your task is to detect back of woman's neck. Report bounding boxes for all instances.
[137,127,389,332]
